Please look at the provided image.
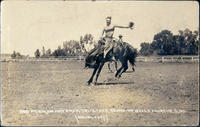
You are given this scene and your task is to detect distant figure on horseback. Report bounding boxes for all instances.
[118,34,123,42]
[101,16,133,59]
[85,16,136,86]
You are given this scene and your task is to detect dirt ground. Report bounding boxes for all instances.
[1,60,199,126]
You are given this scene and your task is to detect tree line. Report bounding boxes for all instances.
[34,34,96,58]
[10,28,199,59]
[139,28,199,56]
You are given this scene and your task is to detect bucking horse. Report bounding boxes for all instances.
[85,39,137,85]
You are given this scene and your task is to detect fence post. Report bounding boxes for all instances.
[192,57,194,62]
[181,57,183,63]
[162,57,164,63]
[79,55,81,62]
[172,57,174,62]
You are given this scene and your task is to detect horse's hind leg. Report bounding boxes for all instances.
[115,66,123,78]
[118,60,128,77]
[129,61,135,72]
[128,55,136,72]
[88,67,98,85]
[115,59,128,78]
[115,59,124,78]
[115,62,124,78]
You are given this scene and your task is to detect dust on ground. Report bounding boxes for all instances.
[1,61,199,126]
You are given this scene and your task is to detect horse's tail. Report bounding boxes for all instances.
[128,47,137,67]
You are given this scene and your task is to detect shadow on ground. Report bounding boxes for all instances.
[96,81,135,86]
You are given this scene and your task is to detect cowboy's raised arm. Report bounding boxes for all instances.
[114,22,134,29]
[114,25,130,29]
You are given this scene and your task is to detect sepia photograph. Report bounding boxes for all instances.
[0,0,199,126]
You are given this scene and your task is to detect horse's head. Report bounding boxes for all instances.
[83,41,95,53]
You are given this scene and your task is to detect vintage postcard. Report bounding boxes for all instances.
[0,0,199,126]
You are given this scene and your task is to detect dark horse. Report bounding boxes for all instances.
[85,40,137,85]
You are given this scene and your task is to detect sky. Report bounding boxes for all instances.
[1,1,199,56]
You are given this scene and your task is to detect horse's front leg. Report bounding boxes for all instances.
[94,62,105,85]
[88,66,98,85]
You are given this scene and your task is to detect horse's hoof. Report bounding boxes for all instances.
[94,81,98,85]
[87,81,92,86]
[115,74,121,79]
[91,82,95,86]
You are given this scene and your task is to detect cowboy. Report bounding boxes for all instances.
[101,16,134,58]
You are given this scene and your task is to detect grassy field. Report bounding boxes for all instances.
[1,61,199,126]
